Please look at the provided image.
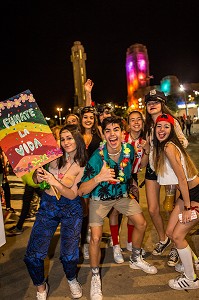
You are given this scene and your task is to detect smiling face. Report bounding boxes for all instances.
[67,115,78,125]
[103,122,123,153]
[128,111,143,133]
[60,130,77,154]
[156,121,172,142]
[81,112,95,129]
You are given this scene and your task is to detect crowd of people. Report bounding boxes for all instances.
[1,81,199,300]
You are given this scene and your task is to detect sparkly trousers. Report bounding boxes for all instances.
[24,192,83,286]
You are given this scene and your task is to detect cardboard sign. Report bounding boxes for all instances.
[0,90,63,177]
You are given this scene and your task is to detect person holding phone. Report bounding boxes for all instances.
[153,113,199,290]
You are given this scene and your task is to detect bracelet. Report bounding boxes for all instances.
[184,206,191,211]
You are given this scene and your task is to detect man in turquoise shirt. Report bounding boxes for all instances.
[79,116,157,300]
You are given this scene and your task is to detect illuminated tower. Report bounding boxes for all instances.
[71,41,87,108]
[126,43,150,108]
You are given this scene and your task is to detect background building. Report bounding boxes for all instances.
[71,41,87,109]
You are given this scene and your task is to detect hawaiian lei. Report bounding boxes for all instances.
[99,140,131,183]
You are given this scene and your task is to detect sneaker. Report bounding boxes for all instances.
[6,226,24,236]
[90,275,102,300]
[129,256,157,274]
[36,283,49,300]
[83,243,89,260]
[169,274,199,290]
[175,261,199,273]
[126,242,146,257]
[68,278,82,299]
[167,248,180,266]
[113,244,124,264]
[152,237,171,255]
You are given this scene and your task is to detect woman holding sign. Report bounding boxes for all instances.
[24,124,87,300]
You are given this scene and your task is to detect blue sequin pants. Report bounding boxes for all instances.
[24,192,83,286]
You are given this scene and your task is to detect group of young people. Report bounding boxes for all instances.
[22,82,199,300]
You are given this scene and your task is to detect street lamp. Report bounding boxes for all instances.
[68,108,72,114]
[57,107,63,125]
[179,84,188,117]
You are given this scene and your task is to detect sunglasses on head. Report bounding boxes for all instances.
[81,106,96,114]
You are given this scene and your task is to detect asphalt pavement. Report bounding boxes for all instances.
[1,123,199,300]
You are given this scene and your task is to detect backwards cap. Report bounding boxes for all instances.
[156,114,174,125]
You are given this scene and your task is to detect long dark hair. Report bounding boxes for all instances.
[58,124,88,168]
[79,107,101,136]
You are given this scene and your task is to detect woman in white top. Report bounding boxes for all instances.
[153,113,199,290]
[144,89,188,266]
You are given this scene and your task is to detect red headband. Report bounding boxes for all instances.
[156,114,174,125]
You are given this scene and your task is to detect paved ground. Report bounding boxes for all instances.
[1,124,199,299]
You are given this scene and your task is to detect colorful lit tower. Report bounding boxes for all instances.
[71,41,87,108]
[126,43,150,108]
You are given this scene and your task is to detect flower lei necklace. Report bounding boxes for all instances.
[99,140,131,182]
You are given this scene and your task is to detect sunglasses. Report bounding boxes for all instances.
[81,106,96,114]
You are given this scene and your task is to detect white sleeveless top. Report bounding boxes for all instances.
[157,142,196,185]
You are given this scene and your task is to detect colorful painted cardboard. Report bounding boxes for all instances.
[0,90,63,177]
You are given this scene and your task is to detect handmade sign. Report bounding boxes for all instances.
[0,90,63,177]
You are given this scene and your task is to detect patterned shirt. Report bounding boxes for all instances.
[81,143,134,201]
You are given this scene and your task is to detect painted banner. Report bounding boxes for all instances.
[0,90,63,177]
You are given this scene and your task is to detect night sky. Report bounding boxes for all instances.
[1,0,198,117]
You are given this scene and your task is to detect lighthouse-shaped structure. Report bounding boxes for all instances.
[126,43,150,109]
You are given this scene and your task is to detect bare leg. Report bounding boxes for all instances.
[90,226,103,267]
[145,179,166,241]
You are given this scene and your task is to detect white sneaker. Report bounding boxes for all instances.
[129,256,157,274]
[175,261,199,273]
[169,274,199,290]
[90,275,103,300]
[83,243,90,260]
[68,278,82,299]
[113,245,124,264]
[36,283,49,300]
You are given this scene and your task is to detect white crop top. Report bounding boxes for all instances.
[157,142,196,185]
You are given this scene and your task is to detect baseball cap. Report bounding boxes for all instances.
[156,114,174,125]
[145,89,167,104]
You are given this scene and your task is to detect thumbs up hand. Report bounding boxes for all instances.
[94,161,120,184]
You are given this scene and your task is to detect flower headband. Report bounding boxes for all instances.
[156,114,174,125]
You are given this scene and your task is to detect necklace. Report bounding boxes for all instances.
[99,141,131,183]
[108,148,122,156]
